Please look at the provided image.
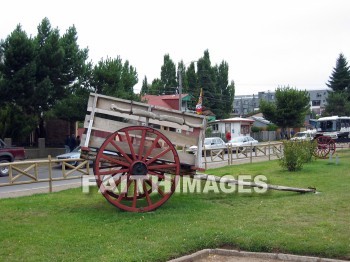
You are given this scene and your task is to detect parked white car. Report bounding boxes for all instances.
[226,136,258,152]
[188,137,227,155]
[290,130,316,141]
[56,146,82,166]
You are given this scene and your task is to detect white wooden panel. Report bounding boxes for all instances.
[83,115,199,147]
[87,93,206,131]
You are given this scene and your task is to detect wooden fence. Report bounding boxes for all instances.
[0,156,90,192]
[0,142,283,192]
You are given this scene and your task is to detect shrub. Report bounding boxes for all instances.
[251,126,261,133]
[205,127,212,136]
[266,124,278,131]
[278,140,316,171]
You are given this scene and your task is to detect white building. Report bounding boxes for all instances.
[208,117,255,140]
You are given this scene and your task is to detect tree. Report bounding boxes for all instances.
[60,25,89,83]
[35,18,65,109]
[142,50,234,118]
[51,86,91,122]
[152,50,235,118]
[140,76,149,95]
[185,61,198,96]
[325,91,350,116]
[50,32,92,124]
[0,25,37,112]
[160,54,177,94]
[260,86,310,128]
[92,56,139,101]
[0,25,38,141]
[326,53,350,92]
[0,104,37,141]
[225,80,235,117]
[149,78,163,95]
[120,60,138,100]
[216,61,234,118]
[325,53,350,116]
[195,50,235,119]
[35,18,91,135]
[0,18,92,140]
[197,50,216,113]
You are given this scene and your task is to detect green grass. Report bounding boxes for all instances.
[1,150,350,261]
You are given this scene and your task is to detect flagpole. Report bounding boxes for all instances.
[196,88,203,115]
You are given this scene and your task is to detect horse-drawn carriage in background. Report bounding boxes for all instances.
[312,116,350,158]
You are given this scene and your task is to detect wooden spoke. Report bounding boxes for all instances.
[100,153,130,167]
[124,130,137,160]
[138,129,147,160]
[110,140,133,164]
[142,134,161,161]
[143,181,152,206]
[146,147,171,165]
[97,168,129,176]
[148,163,178,170]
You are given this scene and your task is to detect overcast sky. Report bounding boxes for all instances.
[1,0,350,95]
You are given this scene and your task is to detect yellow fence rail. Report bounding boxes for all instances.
[203,141,283,169]
[0,156,90,193]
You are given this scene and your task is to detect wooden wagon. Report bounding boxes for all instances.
[80,93,207,212]
[81,93,316,212]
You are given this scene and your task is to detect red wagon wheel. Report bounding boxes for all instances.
[314,136,336,159]
[93,126,180,212]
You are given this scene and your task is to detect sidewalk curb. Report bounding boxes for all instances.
[168,248,348,262]
[0,182,82,199]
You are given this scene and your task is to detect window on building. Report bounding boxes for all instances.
[241,125,249,135]
[312,100,321,106]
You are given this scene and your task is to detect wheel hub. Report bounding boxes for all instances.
[130,161,148,177]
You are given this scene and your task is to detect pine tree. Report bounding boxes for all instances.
[160,54,177,94]
[197,50,215,113]
[326,53,350,92]
[325,53,350,116]
[140,76,149,95]
[185,62,198,97]
[0,25,38,140]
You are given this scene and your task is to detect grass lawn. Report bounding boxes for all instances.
[0,150,350,261]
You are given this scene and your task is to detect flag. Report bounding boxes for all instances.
[196,88,203,115]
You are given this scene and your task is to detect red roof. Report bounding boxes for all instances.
[142,94,188,110]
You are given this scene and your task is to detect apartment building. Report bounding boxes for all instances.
[233,89,329,116]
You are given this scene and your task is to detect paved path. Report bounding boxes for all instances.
[169,249,348,262]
